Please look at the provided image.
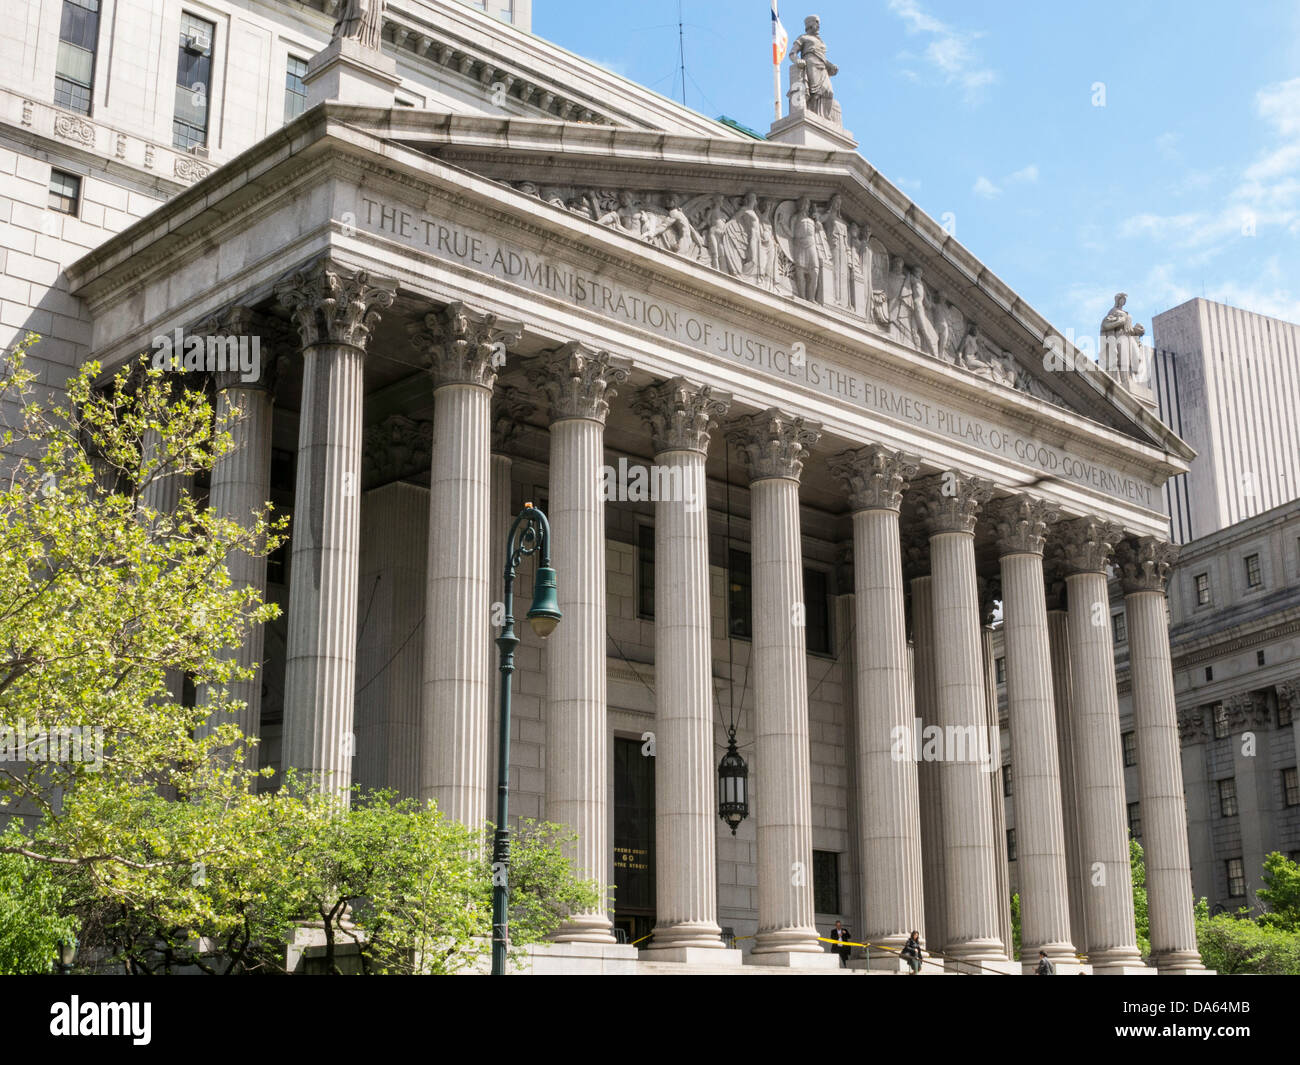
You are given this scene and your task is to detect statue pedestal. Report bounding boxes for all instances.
[768,107,858,151]
[304,38,401,109]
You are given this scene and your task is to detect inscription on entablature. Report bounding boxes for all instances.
[354,194,1158,509]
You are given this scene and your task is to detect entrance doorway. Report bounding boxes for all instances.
[613,736,655,946]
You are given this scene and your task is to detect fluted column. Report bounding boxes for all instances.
[729,409,825,958]
[1057,517,1147,971]
[986,495,1077,967]
[196,306,279,771]
[1116,536,1205,972]
[977,577,1014,960]
[634,378,732,952]
[409,304,522,827]
[1046,571,1089,953]
[531,343,631,942]
[487,388,534,812]
[829,444,924,952]
[914,472,1005,963]
[276,259,395,797]
[908,555,946,955]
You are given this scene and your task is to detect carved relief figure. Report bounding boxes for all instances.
[785,197,829,302]
[332,0,385,50]
[847,222,866,316]
[886,257,913,343]
[595,189,646,235]
[647,192,704,258]
[910,268,939,356]
[819,193,850,305]
[788,15,838,120]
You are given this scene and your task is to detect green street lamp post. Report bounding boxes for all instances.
[492,503,561,976]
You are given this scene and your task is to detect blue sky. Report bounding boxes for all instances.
[533,0,1300,340]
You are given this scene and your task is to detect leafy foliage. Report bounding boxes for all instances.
[0,338,599,974]
[1129,835,1150,958]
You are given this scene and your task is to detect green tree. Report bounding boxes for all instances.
[1256,851,1300,930]
[1008,892,1021,961]
[1129,835,1150,957]
[0,338,599,974]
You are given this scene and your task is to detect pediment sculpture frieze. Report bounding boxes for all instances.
[510,181,1066,409]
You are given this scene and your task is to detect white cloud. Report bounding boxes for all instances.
[888,0,997,102]
[972,176,1001,199]
[1008,164,1039,184]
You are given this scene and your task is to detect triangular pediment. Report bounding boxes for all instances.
[375,111,1186,456]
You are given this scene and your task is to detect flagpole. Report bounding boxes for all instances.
[772,0,783,121]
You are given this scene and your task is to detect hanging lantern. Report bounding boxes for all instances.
[717,726,749,835]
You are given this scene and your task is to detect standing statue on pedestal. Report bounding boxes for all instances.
[332,0,386,51]
[788,15,838,121]
[1100,292,1145,375]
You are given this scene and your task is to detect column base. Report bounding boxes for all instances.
[752,927,824,955]
[644,947,744,966]
[944,958,1022,975]
[1151,949,1210,973]
[645,922,727,951]
[550,912,617,945]
[1087,946,1153,974]
[942,937,1009,964]
[743,950,842,969]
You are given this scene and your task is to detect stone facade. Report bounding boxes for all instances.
[3,0,1204,973]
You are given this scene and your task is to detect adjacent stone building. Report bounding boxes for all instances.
[3,0,1206,973]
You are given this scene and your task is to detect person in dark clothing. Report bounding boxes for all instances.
[1036,950,1055,975]
[900,930,923,974]
[828,921,852,967]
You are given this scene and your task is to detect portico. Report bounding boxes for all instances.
[65,98,1198,973]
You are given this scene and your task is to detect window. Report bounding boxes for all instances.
[1122,730,1137,767]
[1212,702,1229,738]
[1205,666,1214,683]
[1005,828,1017,862]
[173,13,215,150]
[55,0,100,114]
[1002,763,1012,797]
[1127,801,1141,840]
[812,850,840,914]
[727,548,751,640]
[995,657,1006,685]
[1225,857,1245,898]
[1218,777,1238,818]
[1195,572,1210,605]
[47,170,81,216]
[802,566,830,655]
[1112,611,1127,644]
[636,524,654,621]
[1245,553,1262,588]
[1284,767,1299,808]
[284,55,309,121]
[269,448,295,493]
[1257,650,1266,668]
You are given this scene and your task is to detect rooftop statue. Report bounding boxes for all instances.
[788,15,838,122]
[332,0,386,51]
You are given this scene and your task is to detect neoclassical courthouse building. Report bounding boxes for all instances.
[2,0,1211,973]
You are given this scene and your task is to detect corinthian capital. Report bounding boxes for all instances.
[985,494,1061,557]
[529,341,631,424]
[409,302,523,390]
[912,471,995,535]
[1115,535,1179,594]
[727,408,822,483]
[632,377,732,455]
[1056,516,1124,575]
[275,259,395,350]
[191,303,289,393]
[827,444,920,513]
